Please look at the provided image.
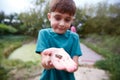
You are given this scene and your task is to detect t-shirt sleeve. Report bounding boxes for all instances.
[35,30,49,54]
[71,34,82,58]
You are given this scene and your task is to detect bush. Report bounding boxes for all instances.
[82,34,120,55]
[0,35,34,80]
[95,55,120,80]
[0,35,33,58]
[3,44,22,58]
[82,34,120,80]
[0,66,8,80]
[0,24,18,35]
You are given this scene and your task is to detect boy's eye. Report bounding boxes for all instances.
[65,18,71,22]
[54,16,61,21]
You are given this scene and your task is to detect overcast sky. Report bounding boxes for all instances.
[0,0,119,15]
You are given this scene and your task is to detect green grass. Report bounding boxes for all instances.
[0,35,37,80]
[0,35,33,58]
[82,34,120,57]
[95,55,120,80]
[81,34,120,80]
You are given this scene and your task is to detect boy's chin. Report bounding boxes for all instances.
[53,30,65,34]
[55,31,65,34]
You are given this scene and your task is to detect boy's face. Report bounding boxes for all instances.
[47,12,74,34]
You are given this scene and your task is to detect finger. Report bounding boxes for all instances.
[42,49,53,56]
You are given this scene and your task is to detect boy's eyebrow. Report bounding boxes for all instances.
[54,14,61,17]
[54,14,73,19]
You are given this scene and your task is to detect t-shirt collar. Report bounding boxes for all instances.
[49,28,69,38]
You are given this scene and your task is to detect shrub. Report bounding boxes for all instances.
[95,55,120,80]
[82,34,120,80]
[0,66,8,80]
[3,44,22,58]
[0,24,17,34]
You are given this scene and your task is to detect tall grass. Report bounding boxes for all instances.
[81,34,120,80]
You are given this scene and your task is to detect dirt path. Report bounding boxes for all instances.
[79,43,103,65]
[74,43,109,80]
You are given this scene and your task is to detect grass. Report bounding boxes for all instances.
[0,35,42,80]
[81,34,120,80]
[0,35,33,58]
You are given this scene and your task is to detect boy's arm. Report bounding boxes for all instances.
[72,56,79,71]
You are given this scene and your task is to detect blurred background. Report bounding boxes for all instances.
[0,0,120,80]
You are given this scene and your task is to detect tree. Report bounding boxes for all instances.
[19,0,48,37]
[77,1,120,36]
[0,11,5,23]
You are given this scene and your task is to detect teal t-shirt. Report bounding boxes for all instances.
[36,28,82,80]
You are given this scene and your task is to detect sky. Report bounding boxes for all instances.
[0,0,34,15]
[0,0,119,15]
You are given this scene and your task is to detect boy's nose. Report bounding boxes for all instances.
[59,20,65,27]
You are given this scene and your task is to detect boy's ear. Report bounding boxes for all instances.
[72,17,75,22]
[71,19,74,23]
[71,17,75,23]
[47,13,51,21]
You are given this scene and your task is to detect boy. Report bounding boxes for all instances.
[36,0,82,80]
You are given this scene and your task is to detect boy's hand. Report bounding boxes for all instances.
[41,49,54,69]
[41,48,78,72]
[50,48,78,72]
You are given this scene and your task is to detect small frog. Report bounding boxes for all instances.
[55,54,62,59]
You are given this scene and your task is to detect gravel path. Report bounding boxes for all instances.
[79,43,103,65]
[74,43,109,80]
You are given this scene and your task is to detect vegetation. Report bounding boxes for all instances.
[0,35,33,58]
[0,35,34,80]
[76,2,120,36]
[0,24,17,35]
[81,34,120,80]
[2,59,42,80]
[0,1,120,37]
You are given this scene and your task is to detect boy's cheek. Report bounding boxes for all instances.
[51,21,59,26]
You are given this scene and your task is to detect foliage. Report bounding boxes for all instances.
[76,2,120,36]
[3,59,42,80]
[95,55,120,80]
[0,11,5,23]
[3,43,22,58]
[81,34,120,80]
[2,59,37,69]
[82,34,120,55]
[0,11,22,32]
[19,0,49,37]
[0,24,17,35]
[0,35,33,58]
[0,66,8,80]
[0,1,120,37]
[0,35,34,80]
